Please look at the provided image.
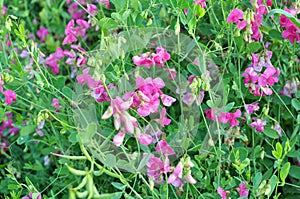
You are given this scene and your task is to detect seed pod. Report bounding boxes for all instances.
[65,163,87,176]
[73,176,87,191]
[76,190,88,198]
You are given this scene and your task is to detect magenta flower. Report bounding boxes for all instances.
[273,123,282,137]
[99,0,111,9]
[205,108,217,121]
[183,93,196,106]
[155,140,176,156]
[3,90,17,105]
[132,53,155,69]
[279,8,300,44]
[164,68,177,80]
[155,107,171,127]
[87,4,98,15]
[136,132,153,146]
[132,47,170,68]
[160,94,176,107]
[102,96,137,134]
[37,27,49,42]
[0,6,7,17]
[146,154,169,184]
[281,79,298,97]
[52,98,61,109]
[167,161,184,187]
[245,102,260,114]
[237,182,249,197]
[0,75,4,92]
[227,9,246,30]
[217,186,230,199]
[250,118,266,132]
[194,0,207,8]
[76,67,96,88]
[113,131,125,146]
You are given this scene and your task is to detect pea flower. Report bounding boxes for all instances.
[3,90,17,105]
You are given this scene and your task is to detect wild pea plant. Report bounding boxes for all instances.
[0,0,300,198]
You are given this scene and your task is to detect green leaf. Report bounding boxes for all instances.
[296,91,300,98]
[99,17,118,30]
[268,9,300,28]
[268,175,278,197]
[272,142,283,159]
[68,132,79,143]
[111,182,126,190]
[291,99,300,111]
[252,172,262,189]
[247,42,261,53]
[0,107,4,119]
[264,127,280,139]
[79,123,97,144]
[105,154,117,167]
[234,36,245,52]
[110,0,126,11]
[280,162,290,184]
[94,192,122,199]
[20,125,37,136]
[289,165,300,179]
[62,86,74,100]
[268,29,283,40]
[187,63,201,76]
[223,102,235,112]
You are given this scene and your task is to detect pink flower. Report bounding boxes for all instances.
[281,80,298,97]
[156,107,171,127]
[183,93,196,106]
[250,118,266,132]
[155,140,176,156]
[52,98,61,109]
[164,68,177,80]
[87,4,98,15]
[194,0,207,8]
[113,131,125,146]
[160,94,176,107]
[0,76,4,92]
[245,102,260,114]
[102,96,137,134]
[237,182,249,197]
[205,108,217,121]
[273,123,282,137]
[3,90,17,105]
[0,6,7,17]
[167,162,184,187]
[99,0,111,9]
[228,109,241,127]
[153,46,171,67]
[146,154,168,184]
[136,132,153,146]
[227,9,246,30]
[217,186,230,199]
[76,67,96,88]
[132,53,155,68]
[37,27,49,42]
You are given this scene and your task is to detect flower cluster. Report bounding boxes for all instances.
[132,46,171,68]
[146,154,197,189]
[0,75,17,105]
[242,51,280,96]
[227,0,272,41]
[280,8,300,44]
[102,76,175,146]
[205,108,242,127]
[218,182,249,199]
[0,113,19,154]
